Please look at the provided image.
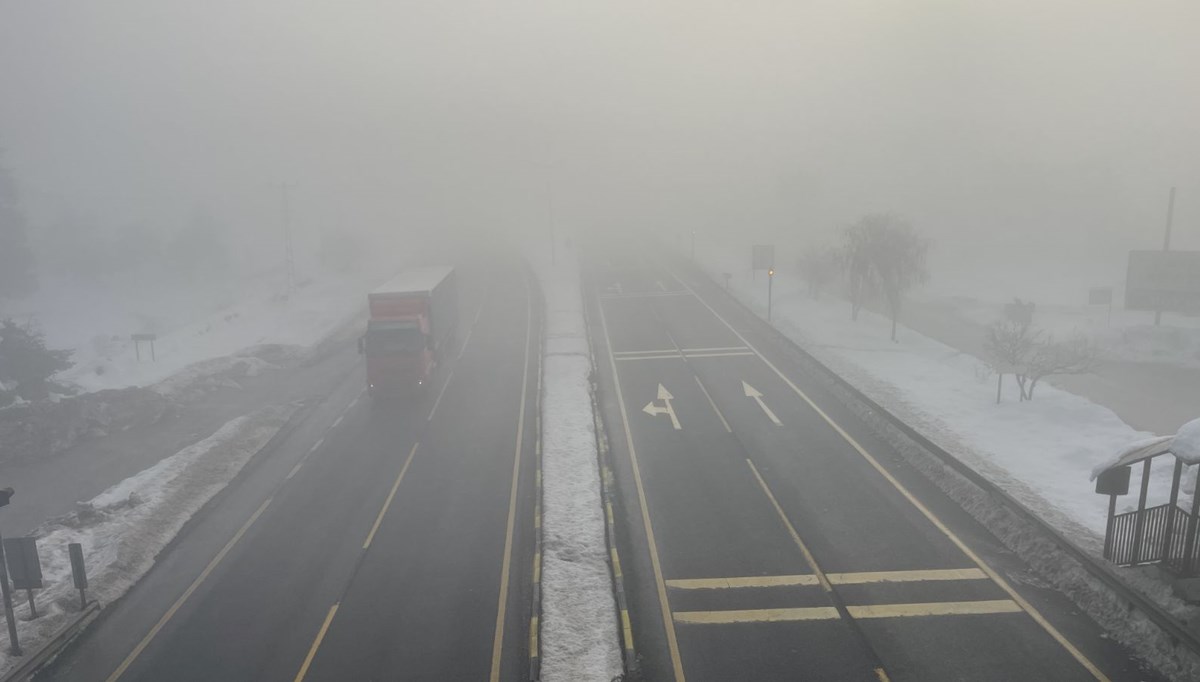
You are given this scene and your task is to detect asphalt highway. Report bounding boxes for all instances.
[585,245,1164,682]
[40,263,540,682]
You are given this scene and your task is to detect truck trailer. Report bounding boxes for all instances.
[360,266,458,396]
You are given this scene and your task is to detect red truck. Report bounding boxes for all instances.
[359,266,458,396]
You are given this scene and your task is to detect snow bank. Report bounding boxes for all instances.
[533,254,622,682]
[0,256,400,397]
[692,243,1175,541]
[0,404,294,677]
[1175,418,1200,464]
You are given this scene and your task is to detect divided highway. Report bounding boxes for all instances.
[40,263,540,682]
[585,247,1163,682]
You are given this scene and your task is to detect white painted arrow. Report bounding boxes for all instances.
[742,381,782,425]
[642,383,682,430]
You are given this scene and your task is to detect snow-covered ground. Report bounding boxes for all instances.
[690,242,1193,544]
[920,293,1200,369]
[532,252,622,682]
[0,404,294,677]
[2,258,399,396]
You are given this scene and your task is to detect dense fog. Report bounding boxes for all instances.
[2,0,1198,305]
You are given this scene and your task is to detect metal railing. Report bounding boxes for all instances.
[1106,503,1200,575]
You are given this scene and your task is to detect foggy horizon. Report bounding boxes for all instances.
[3,0,1199,302]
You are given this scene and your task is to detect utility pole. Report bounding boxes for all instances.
[546,175,556,265]
[1156,187,1176,326]
[767,268,775,323]
[280,182,296,297]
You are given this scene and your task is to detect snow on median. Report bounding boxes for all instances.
[534,254,623,682]
[0,404,295,676]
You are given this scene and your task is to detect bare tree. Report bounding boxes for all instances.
[982,317,1040,403]
[1021,333,1100,400]
[872,219,930,341]
[838,214,929,340]
[838,216,881,321]
[797,244,838,300]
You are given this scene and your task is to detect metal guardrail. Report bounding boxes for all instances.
[677,256,1200,658]
[0,600,100,682]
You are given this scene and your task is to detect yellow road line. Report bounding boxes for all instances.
[693,376,732,433]
[667,575,819,590]
[621,608,635,647]
[426,367,455,421]
[488,275,533,682]
[597,298,687,681]
[292,603,339,682]
[875,667,891,682]
[362,441,419,550]
[674,607,841,624]
[671,266,1112,682]
[847,600,1021,619]
[747,459,835,593]
[666,569,987,590]
[529,615,539,654]
[105,497,273,682]
[829,568,987,585]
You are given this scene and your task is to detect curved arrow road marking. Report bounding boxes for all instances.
[642,383,682,430]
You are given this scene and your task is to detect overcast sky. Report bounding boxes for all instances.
[2,0,1197,300]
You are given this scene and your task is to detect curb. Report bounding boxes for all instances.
[581,279,639,681]
[529,269,545,682]
[0,600,100,682]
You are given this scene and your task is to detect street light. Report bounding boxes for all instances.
[0,487,21,655]
[767,269,775,323]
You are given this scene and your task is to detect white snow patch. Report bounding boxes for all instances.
[1175,418,1200,464]
[691,242,1183,540]
[533,253,622,682]
[0,405,293,677]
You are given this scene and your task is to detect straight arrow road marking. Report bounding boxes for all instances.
[742,381,782,425]
[642,383,682,430]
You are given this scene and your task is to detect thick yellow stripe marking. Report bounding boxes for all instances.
[489,276,534,682]
[847,600,1021,619]
[667,575,819,590]
[747,460,834,593]
[105,497,273,682]
[362,441,419,550]
[621,608,634,647]
[611,547,623,578]
[293,603,339,682]
[529,615,539,653]
[598,299,686,680]
[666,569,986,590]
[875,668,891,682]
[829,568,987,585]
[533,551,541,584]
[674,607,841,624]
[671,267,1112,682]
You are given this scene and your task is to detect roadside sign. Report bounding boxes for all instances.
[1004,301,1034,327]
[3,537,42,591]
[1089,287,1113,305]
[1126,251,1200,314]
[752,245,774,271]
[69,543,88,590]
